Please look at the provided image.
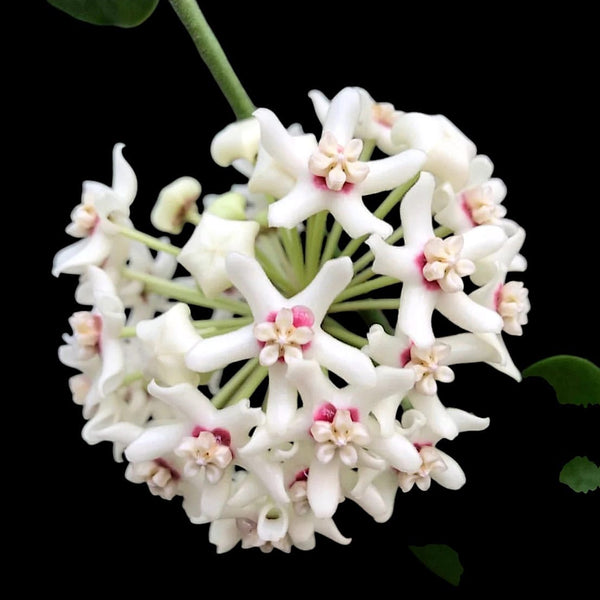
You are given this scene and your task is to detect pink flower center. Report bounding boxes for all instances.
[313,402,359,423]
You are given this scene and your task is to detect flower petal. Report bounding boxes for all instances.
[360,149,426,196]
[125,422,188,462]
[307,455,341,519]
[329,193,393,239]
[436,291,504,335]
[399,171,436,247]
[396,284,437,348]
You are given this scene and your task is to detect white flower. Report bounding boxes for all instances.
[210,117,261,168]
[433,154,508,231]
[253,87,425,238]
[186,253,376,430]
[135,302,202,387]
[309,87,405,155]
[52,143,136,276]
[150,176,201,235]
[177,212,260,298]
[58,266,126,417]
[391,112,477,190]
[124,380,282,521]
[366,172,507,348]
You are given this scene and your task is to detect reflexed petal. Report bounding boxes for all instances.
[363,324,409,366]
[446,407,490,433]
[310,331,377,387]
[201,473,231,521]
[125,422,187,462]
[208,519,240,554]
[396,284,437,348]
[97,337,125,396]
[265,362,299,431]
[430,449,466,490]
[408,391,459,440]
[267,183,328,231]
[308,88,330,124]
[307,456,342,519]
[461,224,507,260]
[147,380,214,424]
[360,149,426,196]
[323,87,361,144]
[468,154,494,185]
[369,431,422,472]
[210,117,260,167]
[111,143,137,204]
[439,332,503,365]
[293,256,352,322]
[436,292,504,335]
[52,234,113,277]
[399,171,436,247]
[330,194,393,239]
[367,235,416,282]
[186,324,258,373]
[253,107,307,175]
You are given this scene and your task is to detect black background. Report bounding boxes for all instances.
[19,1,599,595]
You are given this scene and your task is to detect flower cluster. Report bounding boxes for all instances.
[53,86,530,552]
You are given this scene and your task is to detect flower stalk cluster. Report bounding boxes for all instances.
[53,85,530,552]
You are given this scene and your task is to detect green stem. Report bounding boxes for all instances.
[334,275,398,303]
[319,221,343,266]
[304,211,328,285]
[357,308,393,335]
[114,224,181,255]
[227,364,268,406]
[254,247,296,297]
[322,316,367,349]
[121,268,251,315]
[193,317,252,328]
[353,226,404,273]
[167,0,255,120]
[328,298,400,313]
[279,227,305,288]
[211,357,260,408]
[120,326,137,338]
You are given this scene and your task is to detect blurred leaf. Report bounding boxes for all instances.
[408,544,463,586]
[47,0,160,27]
[522,355,600,406]
[559,456,600,493]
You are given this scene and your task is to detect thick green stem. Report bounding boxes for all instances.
[319,221,343,266]
[115,224,181,255]
[121,268,251,315]
[304,211,328,285]
[167,0,255,120]
[322,316,368,348]
[211,357,260,408]
[279,227,305,289]
[193,317,252,328]
[334,275,398,303]
[227,364,268,406]
[328,298,400,313]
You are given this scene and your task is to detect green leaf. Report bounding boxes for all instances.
[559,456,600,493]
[47,0,160,27]
[408,544,463,586]
[522,354,600,407]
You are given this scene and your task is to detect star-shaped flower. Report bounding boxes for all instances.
[366,171,507,348]
[52,143,137,277]
[185,253,376,429]
[252,87,426,238]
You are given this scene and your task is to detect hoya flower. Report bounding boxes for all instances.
[177,212,260,298]
[247,358,421,520]
[391,112,477,190]
[135,302,202,387]
[150,176,201,235]
[309,87,405,155]
[395,407,490,492]
[124,380,288,521]
[58,265,126,417]
[210,117,261,169]
[433,154,508,231]
[366,172,507,348]
[186,252,376,429]
[363,323,502,438]
[253,86,425,238]
[81,379,173,461]
[52,143,136,277]
[468,264,531,381]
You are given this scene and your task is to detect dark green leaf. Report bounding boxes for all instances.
[522,355,600,406]
[408,544,463,586]
[47,0,159,27]
[559,456,600,493]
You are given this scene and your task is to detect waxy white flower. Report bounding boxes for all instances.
[363,323,502,439]
[177,212,260,298]
[124,380,288,521]
[127,458,181,500]
[394,407,490,492]
[253,87,426,238]
[151,176,201,235]
[186,253,376,430]
[366,172,507,348]
[210,117,261,168]
[52,143,136,277]
[309,87,405,155]
[391,112,477,190]
[58,266,126,417]
[136,302,202,387]
[433,154,508,231]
